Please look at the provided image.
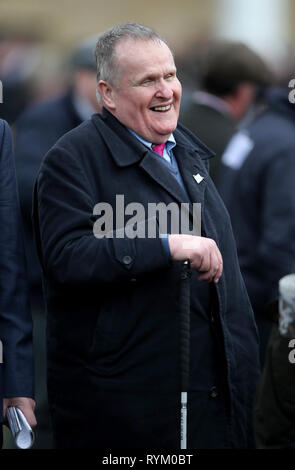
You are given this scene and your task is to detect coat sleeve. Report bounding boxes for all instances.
[34,145,171,286]
[0,120,34,402]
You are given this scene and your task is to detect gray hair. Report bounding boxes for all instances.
[94,22,169,86]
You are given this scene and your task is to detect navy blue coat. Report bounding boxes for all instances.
[33,108,260,449]
[218,88,295,323]
[218,88,295,365]
[0,120,34,433]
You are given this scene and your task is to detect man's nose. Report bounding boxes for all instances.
[155,79,173,99]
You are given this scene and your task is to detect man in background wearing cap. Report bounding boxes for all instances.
[4,37,100,449]
[180,41,270,186]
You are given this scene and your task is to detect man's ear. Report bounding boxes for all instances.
[97,81,116,110]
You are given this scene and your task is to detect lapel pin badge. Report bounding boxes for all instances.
[193,173,204,184]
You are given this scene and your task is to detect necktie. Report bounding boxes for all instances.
[152,143,165,156]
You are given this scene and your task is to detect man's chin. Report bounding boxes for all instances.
[152,124,177,141]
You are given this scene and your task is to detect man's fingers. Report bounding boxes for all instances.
[215,257,223,283]
[198,248,223,283]
[212,250,223,283]
[20,406,37,428]
[17,405,37,428]
[3,397,37,428]
[169,234,223,283]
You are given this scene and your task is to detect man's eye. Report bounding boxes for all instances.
[165,74,175,81]
[142,79,154,86]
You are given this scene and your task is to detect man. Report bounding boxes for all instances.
[180,41,270,185]
[218,85,295,366]
[33,23,260,448]
[0,119,36,447]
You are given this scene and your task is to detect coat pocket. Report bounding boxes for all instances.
[89,283,137,358]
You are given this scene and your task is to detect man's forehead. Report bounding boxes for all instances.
[114,38,175,77]
[115,38,173,63]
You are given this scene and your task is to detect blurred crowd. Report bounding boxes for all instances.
[1,28,295,449]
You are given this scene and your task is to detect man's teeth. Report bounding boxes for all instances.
[153,105,171,111]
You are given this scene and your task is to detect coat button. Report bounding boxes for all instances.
[209,386,218,398]
[122,255,132,265]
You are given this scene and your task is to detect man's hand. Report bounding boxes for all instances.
[168,234,223,283]
[3,397,37,428]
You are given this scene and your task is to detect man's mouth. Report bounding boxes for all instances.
[150,104,172,112]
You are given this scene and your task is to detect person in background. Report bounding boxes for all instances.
[0,33,39,125]
[9,36,100,449]
[33,22,260,449]
[0,119,36,448]
[14,35,100,312]
[218,84,295,366]
[180,41,270,185]
[254,272,295,448]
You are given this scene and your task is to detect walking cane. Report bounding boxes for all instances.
[179,260,191,449]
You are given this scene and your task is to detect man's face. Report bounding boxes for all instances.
[101,39,182,144]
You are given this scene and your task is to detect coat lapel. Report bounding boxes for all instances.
[138,152,191,206]
[91,109,213,213]
[173,125,215,208]
[173,145,208,208]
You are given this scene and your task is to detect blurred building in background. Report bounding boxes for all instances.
[1,0,295,120]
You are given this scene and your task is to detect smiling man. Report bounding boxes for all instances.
[98,38,181,144]
[33,23,260,448]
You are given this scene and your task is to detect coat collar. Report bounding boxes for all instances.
[91,108,214,211]
[91,108,148,166]
[92,108,214,165]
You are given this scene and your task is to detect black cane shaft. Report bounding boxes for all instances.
[179,260,191,392]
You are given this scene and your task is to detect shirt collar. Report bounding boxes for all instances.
[128,128,176,151]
